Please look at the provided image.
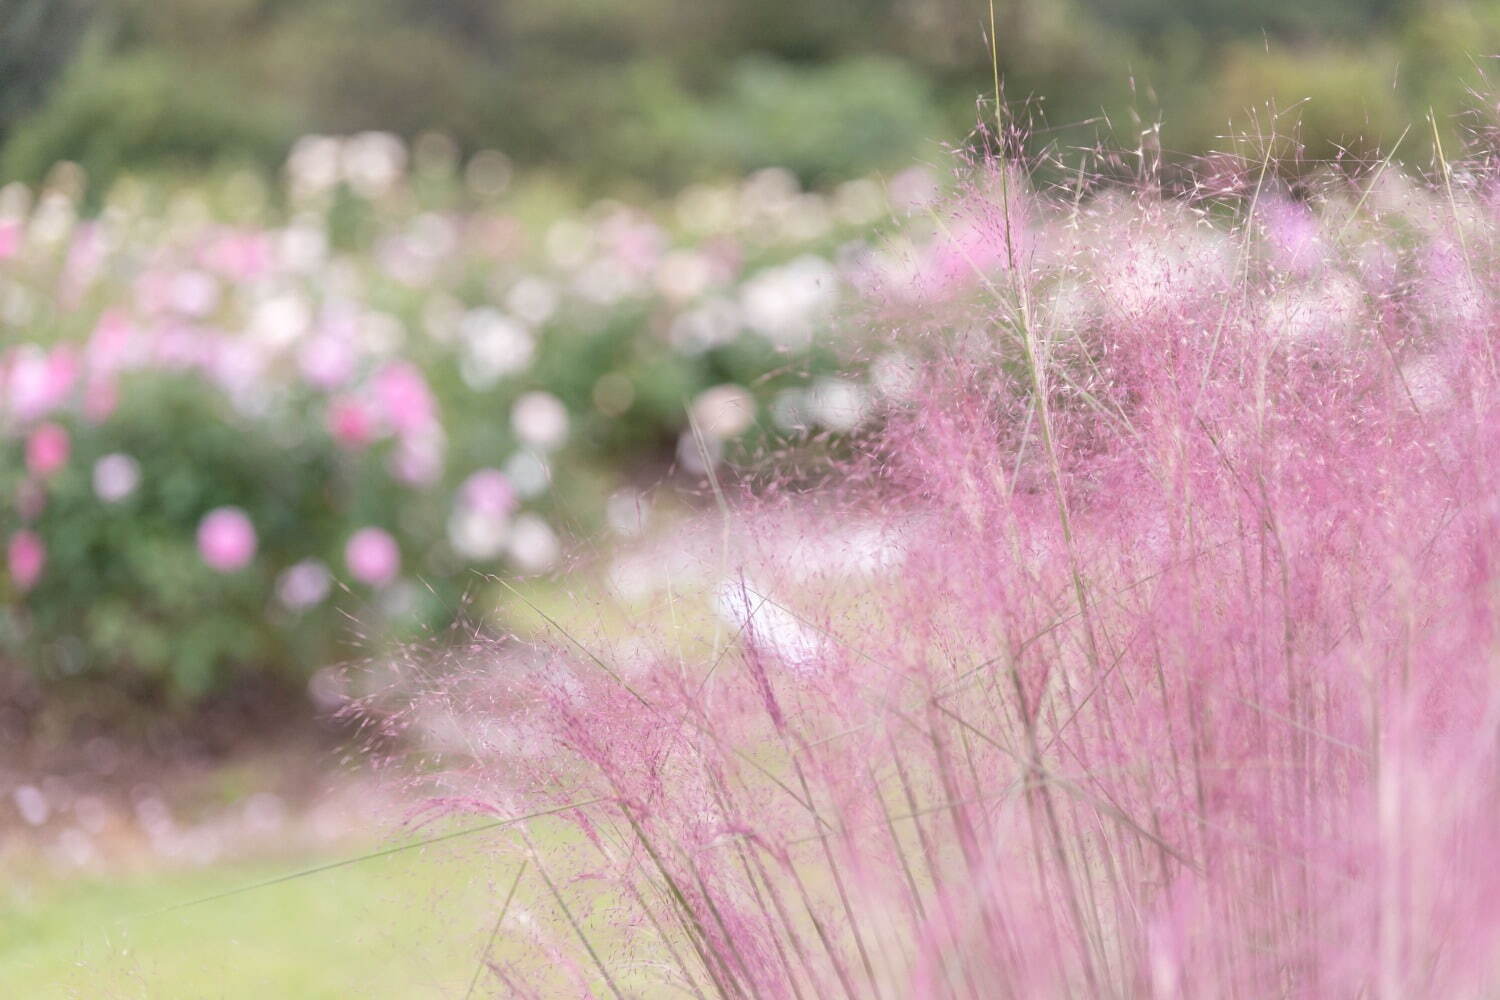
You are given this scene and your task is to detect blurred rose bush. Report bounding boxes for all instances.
[0,135,938,698]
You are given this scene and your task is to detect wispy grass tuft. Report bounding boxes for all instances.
[389,124,1500,997]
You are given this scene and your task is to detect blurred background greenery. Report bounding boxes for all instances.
[5,0,1500,193]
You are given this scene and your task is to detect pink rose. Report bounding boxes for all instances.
[197,507,257,572]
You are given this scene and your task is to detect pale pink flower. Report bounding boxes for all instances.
[373,362,435,435]
[61,225,105,303]
[298,334,357,389]
[459,468,518,517]
[86,311,140,373]
[0,220,21,260]
[449,469,518,560]
[8,531,45,591]
[345,528,400,587]
[600,212,666,276]
[200,230,272,281]
[7,347,77,422]
[82,377,118,423]
[277,559,332,610]
[390,430,445,486]
[93,453,141,503]
[197,507,257,572]
[511,391,569,451]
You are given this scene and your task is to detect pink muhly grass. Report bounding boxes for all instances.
[380,148,1500,998]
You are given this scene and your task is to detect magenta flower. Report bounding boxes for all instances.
[327,395,378,449]
[345,528,400,587]
[25,423,70,479]
[197,507,257,572]
[7,531,45,591]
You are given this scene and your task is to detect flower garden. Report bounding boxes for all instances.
[11,102,1500,997]
[0,135,946,697]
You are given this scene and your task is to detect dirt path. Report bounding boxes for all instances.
[0,674,397,879]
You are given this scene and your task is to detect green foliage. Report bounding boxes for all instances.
[0,843,507,997]
[692,57,940,184]
[1189,43,1409,160]
[4,0,1499,189]
[1079,0,1410,41]
[0,0,94,141]
[0,51,290,189]
[594,57,942,188]
[1,379,339,697]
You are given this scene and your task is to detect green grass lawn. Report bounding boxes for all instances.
[0,574,663,999]
[0,564,748,998]
[0,834,520,999]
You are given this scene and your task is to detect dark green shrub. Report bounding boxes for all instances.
[1,52,291,190]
